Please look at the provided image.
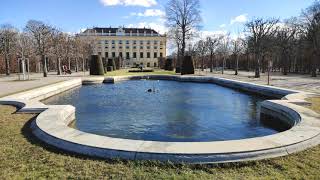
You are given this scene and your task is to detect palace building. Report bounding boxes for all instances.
[80,27,167,68]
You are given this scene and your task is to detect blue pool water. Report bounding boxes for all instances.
[43,80,281,142]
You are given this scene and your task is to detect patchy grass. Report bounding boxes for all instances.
[307,96,320,114]
[105,69,176,77]
[1,105,320,179]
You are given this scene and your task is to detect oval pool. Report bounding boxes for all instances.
[43,80,284,142]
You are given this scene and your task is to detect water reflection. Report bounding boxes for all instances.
[43,80,285,142]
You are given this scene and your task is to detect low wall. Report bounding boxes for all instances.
[0,75,319,164]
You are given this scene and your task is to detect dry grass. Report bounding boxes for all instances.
[307,96,320,114]
[1,104,320,179]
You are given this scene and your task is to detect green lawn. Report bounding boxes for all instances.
[105,69,176,76]
[0,97,320,179]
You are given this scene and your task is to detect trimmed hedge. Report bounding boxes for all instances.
[164,58,174,71]
[107,58,116,71]
[114,57,122,70]
[181,56,194,75]
[90,55,105,75]
[107,66,113,72]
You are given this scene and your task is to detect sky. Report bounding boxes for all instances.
[0,0,315,37]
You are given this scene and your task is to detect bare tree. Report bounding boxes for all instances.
[25,20,54,77]
[206,35,223,72]
[232,37,244,75]
[301,1,320,77]
[0,24,18,75]
[168,27,183,71]
[166,0,202,58]
[275,20,298,75]
[195,39,207,71]
[217,34,231,74]
[245,18,279,78]
[51,30,66,75]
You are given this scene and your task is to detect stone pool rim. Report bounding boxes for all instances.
[0,75,319,164]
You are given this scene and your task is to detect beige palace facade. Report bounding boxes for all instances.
[80,27,167,68]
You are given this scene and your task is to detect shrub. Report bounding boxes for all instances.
[114,57,122,70]
[90,55,105,75]
[107,58,116,70]
[164,58,174,71]
[181,56,194,75]
[107,66,113,72]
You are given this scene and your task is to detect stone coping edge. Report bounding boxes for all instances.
[0,75,319,164]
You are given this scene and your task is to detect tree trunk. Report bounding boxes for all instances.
[222,56,225,74]
[82,58,85,72]
[57,57,62,75]
[210,53,214,72]
[42,55,48,77]
[311,53,317,77]
[201,57,204,71]
[235,55,239,75]
[68,57,71,70]
[255,54,260,78]
[75,57,79,72]
[247,53,250,72]
[5,54,10,76]
[283,53,288,75]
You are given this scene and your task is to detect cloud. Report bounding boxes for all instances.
[127,21,167,34]
[100,0,157,7]
[130,9,165,17]
[230,14,248,25]
[219,24,226,28]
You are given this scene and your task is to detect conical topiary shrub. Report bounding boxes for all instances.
[107,58,116,71]
[164,58,174,71]
[181,56,194,75]
[114,57,122,70]
[90,55,105,75]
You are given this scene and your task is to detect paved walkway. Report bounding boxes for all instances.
[0,72,89,97]
[0,70,319,97]
[195,70,320,94]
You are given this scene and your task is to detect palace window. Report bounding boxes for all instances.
[133,52,137,58]
[126,52,130,59]
[147,52,150,58]
[140,52,144,58]
[154,52,157,58]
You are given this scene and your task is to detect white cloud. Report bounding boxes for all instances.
[100,0,157,7]
[219,24,226,28]
[230,14,248,25]
[127,21,167,34]
[131,9,165,17]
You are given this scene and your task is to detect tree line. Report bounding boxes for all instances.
[166,0,320,77]
[0,20,93,77]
